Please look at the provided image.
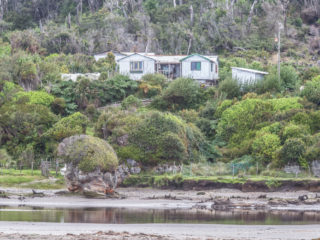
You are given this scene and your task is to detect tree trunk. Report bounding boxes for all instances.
[67,13,71,29]
[246,0,259,34]
[187,35,192,55]
[76,0,83,24]
[173,0,176,8]
[189,5,194,26]
[179,0,183,5]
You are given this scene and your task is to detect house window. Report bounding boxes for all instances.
[130,61,143,73]
[191,62,201,71]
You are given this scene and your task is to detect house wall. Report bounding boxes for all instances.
[232,69,265,85]
[181,55,218,81]
[118,54,155,80]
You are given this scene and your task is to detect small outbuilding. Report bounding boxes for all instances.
[232,67,268,85]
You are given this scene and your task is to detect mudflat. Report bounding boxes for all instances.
[1,187,320,239]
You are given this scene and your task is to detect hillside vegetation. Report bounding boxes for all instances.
[0,0,320,178]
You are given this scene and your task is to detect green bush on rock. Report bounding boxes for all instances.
[57,135,118,173]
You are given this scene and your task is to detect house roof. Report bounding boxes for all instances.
[180,54,218,63]
[117,53,156,62]
[148,55,186,63]
[231,67,269,75]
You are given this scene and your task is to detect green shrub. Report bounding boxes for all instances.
[301,76,320,105]
[252,133,281,165]
[44,112,89,141]
[57,135,118,173]
[152,78,202,111]
[16,91,54,106]
[51,98,66,115]
[128,111,206,165]
[282,123,310,141]
[279,138,306,166]
[218,77,240,99]
[280,65,300,90]
[121,95,142,110]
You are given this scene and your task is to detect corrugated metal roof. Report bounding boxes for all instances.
[232,67,269,75]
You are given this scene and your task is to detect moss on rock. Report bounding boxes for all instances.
[57,135,118,173]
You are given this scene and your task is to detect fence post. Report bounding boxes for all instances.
[31,161,34,176]
[56,159,59,177]
[232,164,235,179]
[256,162,259,175]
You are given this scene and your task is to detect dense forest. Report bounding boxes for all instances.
[1,0,320,177]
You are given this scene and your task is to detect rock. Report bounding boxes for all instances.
[303,199,319,205]
[57,135,119,196]
[298,195,308,201]
[117,134,129,146]
[258,194,267,199]
[211,198,231,210]
[268,198,288,206]
[312,160,320,177]
[301,8,319,24]
[154,164,181,174]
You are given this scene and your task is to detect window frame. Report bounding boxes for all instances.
[130,61,144,73]
[191,62,201,71]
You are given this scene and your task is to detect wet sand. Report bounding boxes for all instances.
[1,187,320,239]
[0,222,320,240]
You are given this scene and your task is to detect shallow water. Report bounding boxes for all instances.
[1,206,320,225]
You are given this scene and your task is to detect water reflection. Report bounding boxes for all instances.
[0,206,320,225]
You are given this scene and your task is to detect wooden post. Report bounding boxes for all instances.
[232,164,235,179]
[56,159,59,177]
[277,22,281,86]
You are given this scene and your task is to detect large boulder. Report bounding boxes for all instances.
[57,135,119,196]
[301,8,319,24]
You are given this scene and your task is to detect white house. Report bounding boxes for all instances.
[117,53,156,81]
[180,54,219,84]
[112,52,219,84]
[232,67,268,85]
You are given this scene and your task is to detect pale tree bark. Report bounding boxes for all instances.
[187,34,192,55]
[173,0,176,8]
[280,0,289,36]
[0,0,7,20]
[179,0,183,6]
[246,0,259,34]
[189,5,194,26]
[67,13,71,29]
[76,0,83,24]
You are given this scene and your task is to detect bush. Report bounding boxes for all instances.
[301,76,320,105]
[218,77,240,99]
[121,95,142,110]
[51,98,66,115]
[57,135,118,173]
[152,78,202,111]
[44,112,89,141]
[138,73,167,98]
[280,65,300,90]
[279,138,306,166]
[252,133,281,165]
[101,110,207,166]
[16,91,54,107]
[282,123,310,141]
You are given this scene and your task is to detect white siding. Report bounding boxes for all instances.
[118,54,155,80]
[181,55,218,81]
[232,68,266,85]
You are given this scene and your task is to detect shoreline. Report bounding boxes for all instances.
[1,222,320,240]
[1,187,320,239]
